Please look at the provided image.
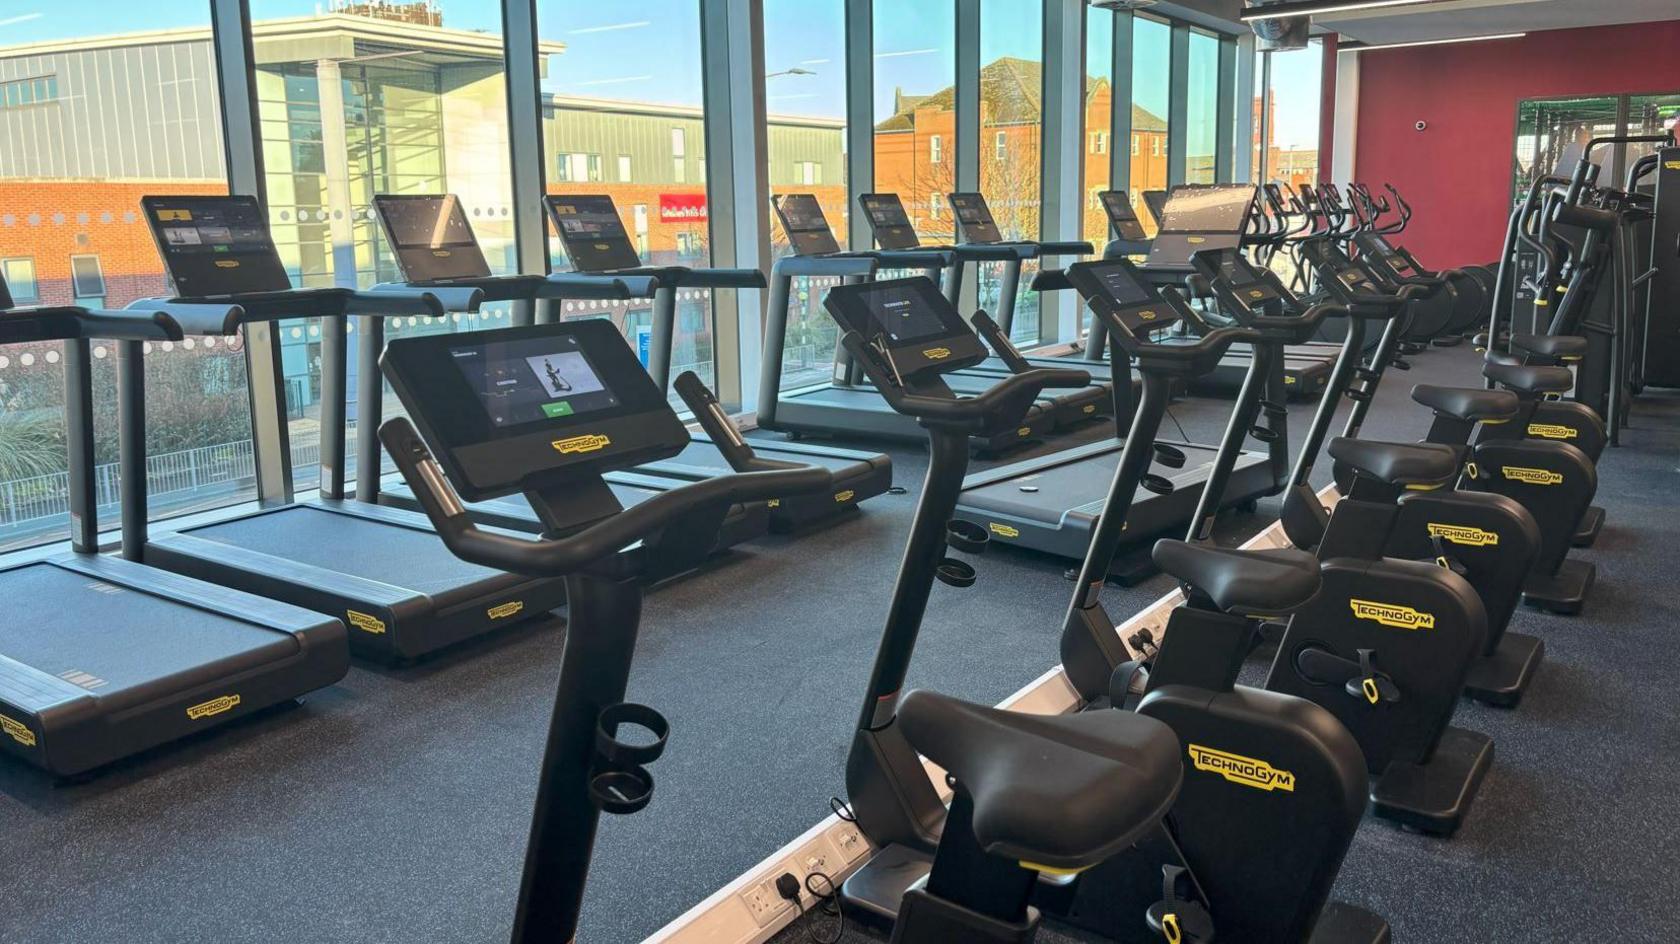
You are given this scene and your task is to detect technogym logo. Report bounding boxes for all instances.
[552,434,611,455]
[1526,423,1577,440]
[186,694,241,721]
[988,522,1020,539]
[1350,599,1436,630]
[1502,466,1563,486]
[488,601,525,620]
[1426,523,1499,547]
[0,713,36,748]
[1187,744,1295,792]
[922,347,951,360]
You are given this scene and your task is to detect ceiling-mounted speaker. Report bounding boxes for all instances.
[1248,2,1310,51]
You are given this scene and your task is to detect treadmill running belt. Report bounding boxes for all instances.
[179,506,506,595]
[962,442,1225,519]
[0,564,297,708]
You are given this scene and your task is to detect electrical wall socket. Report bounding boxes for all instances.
[738,870,796,928]
[831,821,868,865]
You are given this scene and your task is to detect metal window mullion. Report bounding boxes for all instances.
[503,0,548,327]
[700,0,769,412]
[1167,23,1189,188]
[1215,35,1236,183]
[955,0,979,313]
[1111,10,1132,201]
[210,0,290,504]
[1234,33,1256,184]
[845,0,873,250]
[1041,0,1082,343]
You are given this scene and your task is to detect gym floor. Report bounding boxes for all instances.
[3,344,1677,944]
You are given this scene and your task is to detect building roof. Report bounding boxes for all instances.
[875,57,1166,133]
[546,94,844,129]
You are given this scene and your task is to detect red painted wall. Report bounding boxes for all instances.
[1353,20,1680,266]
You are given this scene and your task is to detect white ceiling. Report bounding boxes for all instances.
[1321,0,1680,45]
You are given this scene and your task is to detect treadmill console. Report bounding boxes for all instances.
[947,192,1004,244]
[1146,186,1254,271]
[1064,258,1182,340]
[1098,190,1149,243]
[1142,190,1169,230]
[822,276,987,379]
[1302,240,1381,295]
[858,193,923,250]
[142,195,293,297]
[772,193,842,256]
[544,194,645,272]
[373,194,493,282]
[381,318,688,501]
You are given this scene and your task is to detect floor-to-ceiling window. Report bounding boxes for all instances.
[873,0,956,245]
[979,0,1044,342]
[1084,5,1115,248]
[1258,39,1322,191]
[764,0,847,392]
[538,1,714,407]
[1184,30,1219,185]
[0,2,242,551]
[1131,16,1171,235]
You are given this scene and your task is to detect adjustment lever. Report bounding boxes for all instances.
[970,310,1032,373]
[1348,649,1400,706]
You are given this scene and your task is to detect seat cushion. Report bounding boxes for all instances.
[1511,332,1588,359]
[897,690,1181,872]
[1152,540,1322,615]
[1411,383,1519,422]
[1328,437,1461,488]
[1484,361,1574,395]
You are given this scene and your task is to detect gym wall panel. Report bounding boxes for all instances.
[1351,19,1680,266]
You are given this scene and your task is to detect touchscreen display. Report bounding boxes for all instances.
[450,333,620,428]
[1082,261,1153,308]
[859,194,921,250]
[837,280,952,343]
[545,195,643,272]
[774,194,841,256]
[1212,250,1262,288]
[948,192,1003,243]
[375,195,491,281]
[1158,186,1254,234]
[1099,191,1147,241]
[143,196,292,296]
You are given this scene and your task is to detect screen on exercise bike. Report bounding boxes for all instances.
[374,194,492,282]
[773,194,842,256]
[1065,259,1180,336]
[1197,248,1281,308]
[948,192,1004,244]
[822,277,987,377]
[449,334,619,428]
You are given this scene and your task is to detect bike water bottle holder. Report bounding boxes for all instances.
[1152,443,1188,469]
[1141,473,1176,496]
[945,519,990,554]
[590,702,670,815]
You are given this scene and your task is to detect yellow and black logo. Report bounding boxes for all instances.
[1137,309,1158,320]
[214,260,241,268]
[1526,423,1577,440]
[0,713,36,748]
[833,490,855,504]
[1665,160,1680,171]
[346,610,388,635]
[432,249,452,257]
[1017,426,1031,437]
[1082,404,1096,414]
[1350,599,1436,630]
[552,434,611,455]
[187,694,241,721]
[1426,523,1499,547]
[1187,236,1206,245]
[488,601,525,620]
[1187,744,1296,792]
[922,347,951,360]
[554,205,576,215]
[1502,466,1563,486]
[989,522,1020,539]
[1249,289,1265,299]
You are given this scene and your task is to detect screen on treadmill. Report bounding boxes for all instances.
[374,194,492,281]
[948,192,1003,243]
[1203,248,1280,306]
[859,193,922,250]
[545,195,644,272]
[1142,190,1169,227]
[1098,190,1148,242]
[0,270,12,310]
[142,195,292,296]
[773,194,841,256]
[1158,186,1255,234]
[449,331,620,429]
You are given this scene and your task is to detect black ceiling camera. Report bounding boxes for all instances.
[1248,1,1310,52]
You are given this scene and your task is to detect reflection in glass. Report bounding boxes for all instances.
[1185,31,1219,185]
[979,0,1044,343]
[1131,16,1171,237]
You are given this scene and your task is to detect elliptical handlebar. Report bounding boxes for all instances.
[378,416,833,578]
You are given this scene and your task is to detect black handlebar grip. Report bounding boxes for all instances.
[970,310,1032,373]
[673,370,757,472]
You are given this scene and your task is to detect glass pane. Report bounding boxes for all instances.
[765,0,847,394]
[538,1,714,409]
[1185,31,1219,185]
[979,0,1043,343]
[1512,96,1620,203]
[1257,39,1322,285]
[0,2,241,552]
[873,0,956,245]
[1084,7,1114,248]
[1627,93,1680,179]
[1131,16,1171,236]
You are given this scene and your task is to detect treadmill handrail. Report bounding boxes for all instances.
[2,304,186,343]
[370,274,641,307]
[379,416,834,578]
[836,330,1090,424]
[771,255,881,279]
[130,285,449,332]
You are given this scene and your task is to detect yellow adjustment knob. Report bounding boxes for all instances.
[1363,677,1381,705]
[1163,913,1183,944]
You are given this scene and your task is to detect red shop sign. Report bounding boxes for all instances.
[659,193,708,223]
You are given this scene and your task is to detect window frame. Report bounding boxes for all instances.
[1,257,38,303]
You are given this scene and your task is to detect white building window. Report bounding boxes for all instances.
[929,134,943,164]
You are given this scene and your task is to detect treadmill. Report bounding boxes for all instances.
[953,252,1275,582]
[0,274,347,777]
[1148,186,1335,398]
[128,194,568,663]
[542,193,892,527]
[1071,189,1154,362]
[756,193,1112,450]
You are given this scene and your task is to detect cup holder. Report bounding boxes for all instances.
[946,519,990,555]
[596,702,670,767]
[1259,399,1289,417]
[935,558,978,588]
[1248,425,1281,443]
[1151,443,1187,469]
[1141,473,1175,496]
[590,767,656,815]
